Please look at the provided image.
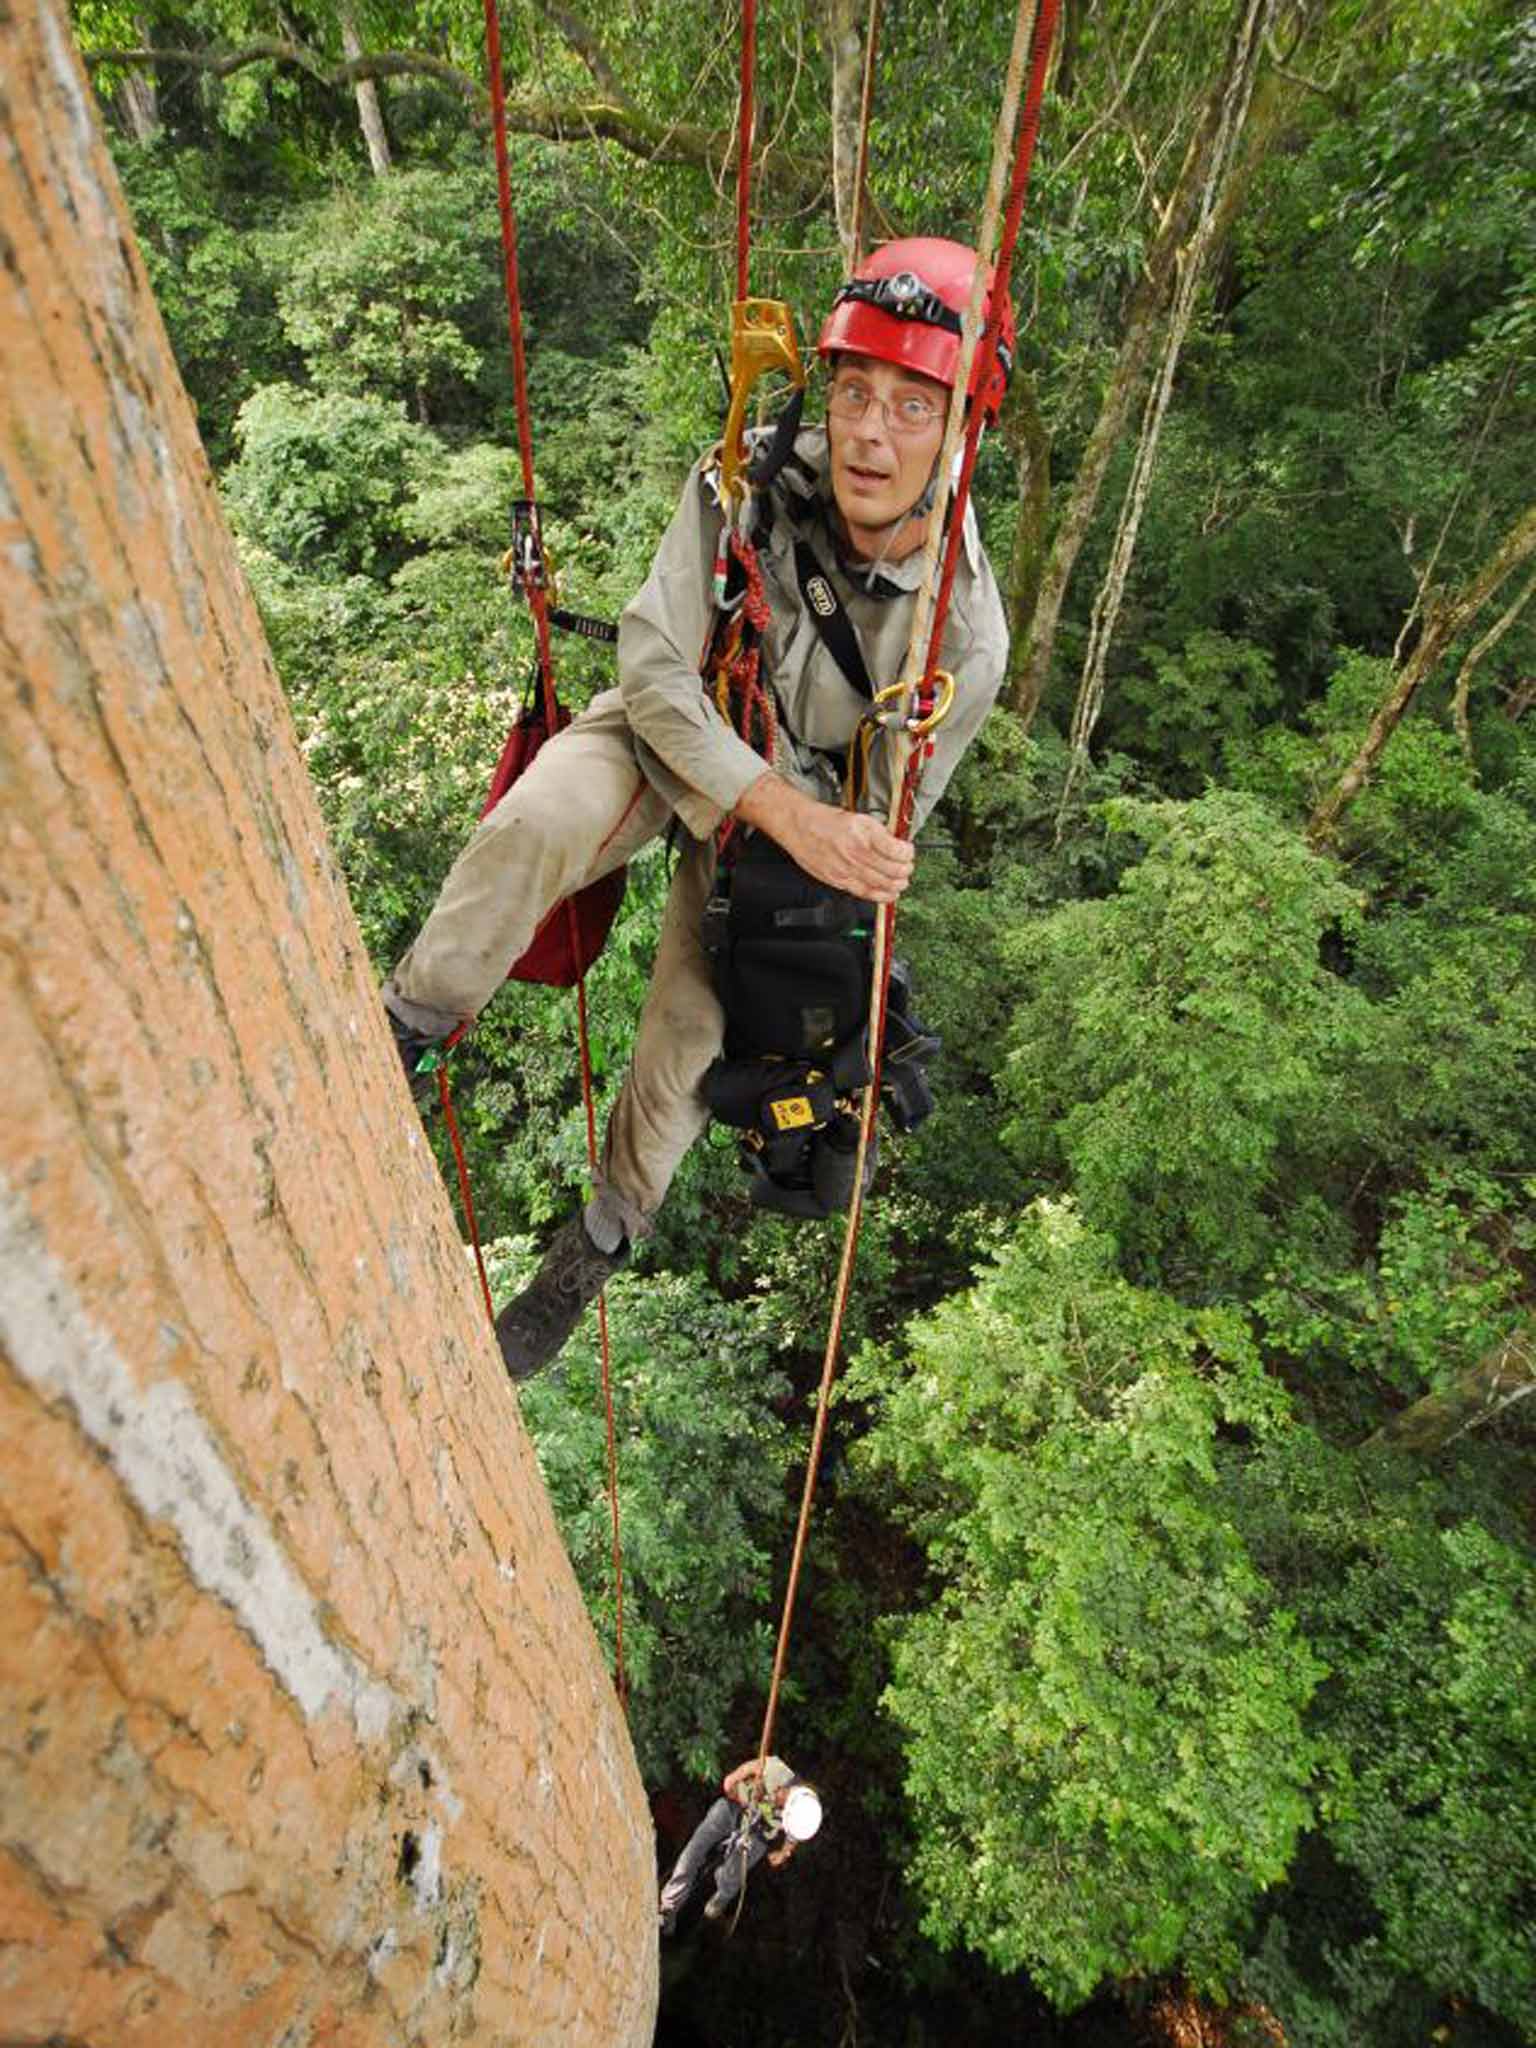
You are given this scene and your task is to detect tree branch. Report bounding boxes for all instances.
[1451,565,1536,759]
[1363,1324,1536,1456]
[1308,500,1536,845]
[81,42,824,203]
[84,41,477,100]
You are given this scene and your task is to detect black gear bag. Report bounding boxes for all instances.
[701,834,941,1219]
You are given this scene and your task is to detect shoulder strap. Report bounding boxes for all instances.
[792,539,875,701]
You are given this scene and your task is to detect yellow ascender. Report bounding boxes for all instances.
[718,298,806,521]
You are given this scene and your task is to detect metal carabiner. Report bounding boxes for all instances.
[869,670,957,736]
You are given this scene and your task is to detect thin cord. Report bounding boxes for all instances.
[482,0,627,1709]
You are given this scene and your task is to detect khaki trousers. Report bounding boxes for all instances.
[384,694,724,1235]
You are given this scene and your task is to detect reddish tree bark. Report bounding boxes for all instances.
[0,7,656,2042]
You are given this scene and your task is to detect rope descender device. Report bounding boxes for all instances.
[502,496,556,605]
[500,497,620,646]
[845,671,956,810]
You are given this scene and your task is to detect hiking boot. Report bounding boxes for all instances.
[495,1212,629,1380]
[387,1005,445,1107]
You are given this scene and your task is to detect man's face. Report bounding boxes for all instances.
[825,352,948,557]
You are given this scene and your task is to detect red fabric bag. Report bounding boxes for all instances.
[481,692,626,989]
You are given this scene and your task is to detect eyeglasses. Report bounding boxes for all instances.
[826,377,944,436]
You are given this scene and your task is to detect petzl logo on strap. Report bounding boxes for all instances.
[806,575,837,619]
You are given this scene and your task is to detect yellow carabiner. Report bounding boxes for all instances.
[720,298,805,517]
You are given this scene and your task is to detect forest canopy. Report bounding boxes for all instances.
[78,0,1536,2040]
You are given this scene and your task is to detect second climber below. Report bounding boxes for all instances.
[658,1756,823,1935]
[383,238,1012,1379]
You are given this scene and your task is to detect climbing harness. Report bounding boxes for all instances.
[700,838,940,1220]
[699,665,950,1221]
[695,14,970,1225]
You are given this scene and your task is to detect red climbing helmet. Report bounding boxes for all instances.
[817,237,1015,424]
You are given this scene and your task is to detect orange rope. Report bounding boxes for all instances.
[438,1024,494,1325]
[753,0,1061,1788]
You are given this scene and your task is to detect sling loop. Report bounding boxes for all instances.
[752,0,1061,1792]
[480,0,627,1709]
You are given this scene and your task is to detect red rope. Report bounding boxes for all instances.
[713,531,779,854]
[482,0,557,725]
[480,0,627,1708]
[753,0,1061,1784]
[439,1052,495,1328]
[735,0,757,304]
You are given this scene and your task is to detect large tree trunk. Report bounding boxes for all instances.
[0,10,656,2045]
[341,2,393,176]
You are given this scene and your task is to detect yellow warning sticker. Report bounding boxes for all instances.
[770,1096,816,1131]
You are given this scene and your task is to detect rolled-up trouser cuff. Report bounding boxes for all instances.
[586,1181,652,1251]
[382,980,464,1040]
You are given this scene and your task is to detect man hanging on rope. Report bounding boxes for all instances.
[657,1756,823,1935]
[383,239,1013,1378]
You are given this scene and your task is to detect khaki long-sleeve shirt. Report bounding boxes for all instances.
[615,428,1009,841]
